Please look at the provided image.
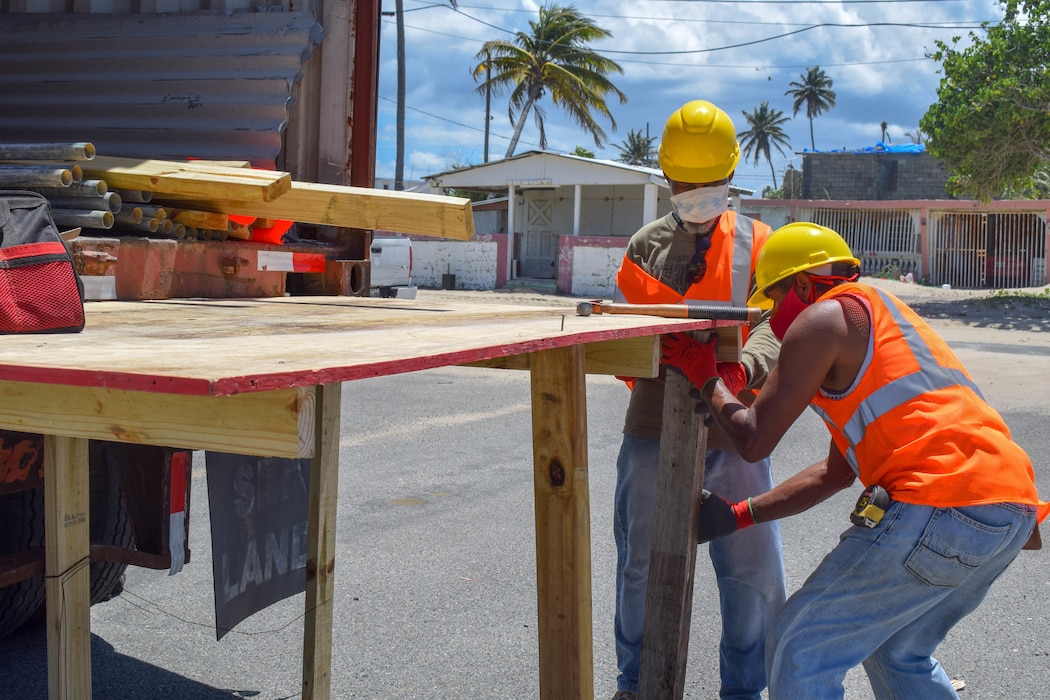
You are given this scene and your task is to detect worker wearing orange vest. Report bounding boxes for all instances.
[610,100,786,700]
[664,222,1047,698]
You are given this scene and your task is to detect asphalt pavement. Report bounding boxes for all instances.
[1,288,1047,699]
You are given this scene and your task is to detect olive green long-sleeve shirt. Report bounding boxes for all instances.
[620,212,780,451]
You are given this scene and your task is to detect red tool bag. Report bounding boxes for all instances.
[0,191,85,334]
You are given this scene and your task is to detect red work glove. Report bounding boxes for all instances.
[717,361,747,396]
[661,332,718,392]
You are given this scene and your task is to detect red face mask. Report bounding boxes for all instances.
[769,285,811,341]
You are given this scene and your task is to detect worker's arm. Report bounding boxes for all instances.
[749,439,856,522]
[738,315,779,390]
[698,439,855,542]
[702,299,851,461]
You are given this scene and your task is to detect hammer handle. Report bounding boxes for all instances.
[581,302,760,324]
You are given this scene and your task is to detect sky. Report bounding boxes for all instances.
[374,0,1004,195]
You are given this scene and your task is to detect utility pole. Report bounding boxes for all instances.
[483,52,491,163]
[394,0,405,191]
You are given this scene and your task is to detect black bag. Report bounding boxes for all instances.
[0,191,85,334]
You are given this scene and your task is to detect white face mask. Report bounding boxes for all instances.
[670,183,730,224]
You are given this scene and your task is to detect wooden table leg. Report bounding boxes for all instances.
[637,369,708,699]
[43,435,92,700]
[302,382,342,699]
[529,345,593,700]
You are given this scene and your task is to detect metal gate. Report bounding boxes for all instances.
[800,207,921,278]
[928,211,1047,289]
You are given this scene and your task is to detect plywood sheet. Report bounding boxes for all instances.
[0,297,740,396]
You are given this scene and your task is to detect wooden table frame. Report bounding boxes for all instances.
[0,297,735,699]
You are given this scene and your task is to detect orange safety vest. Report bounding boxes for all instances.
[811,283,1049,521]
[616,211,770,320]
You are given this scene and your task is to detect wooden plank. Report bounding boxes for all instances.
[637,355,709,699]
[698,325,743,364]
[157,181,476,241]
[529,345,593,700]
[584,335,660,376]
[463,330,739,376]
[0,381,312,458]
[43,435,92,700]
[463,335,661,376]
[6,156,292,202]
[302,383,341,699]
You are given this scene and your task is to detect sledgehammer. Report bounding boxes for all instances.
[576,300,762,325]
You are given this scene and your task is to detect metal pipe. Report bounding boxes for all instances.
[0,142,95,161]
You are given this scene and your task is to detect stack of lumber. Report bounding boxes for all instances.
[0,143,475,242]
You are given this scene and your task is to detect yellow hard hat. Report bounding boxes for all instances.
[748,222,861,307]
[658,100,740,184]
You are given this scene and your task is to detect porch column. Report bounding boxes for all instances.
[507,183,516,280]
[643,182,658,225]
[573,185,582,236]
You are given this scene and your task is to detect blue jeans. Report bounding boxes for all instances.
[767,499,1036,699]
[613,434,786,699]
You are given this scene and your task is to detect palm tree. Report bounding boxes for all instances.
[615,128,657,167]
[785,66,837,150]
[472,4,627,158]
[738,102,792,189]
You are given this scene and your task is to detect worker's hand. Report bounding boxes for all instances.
[661,333,718,392]
[717,361,747,396]
[697,489,755,544]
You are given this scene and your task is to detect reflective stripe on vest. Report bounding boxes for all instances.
[617,212,760,307]
[810,287,984,474]
[727,215,753,308]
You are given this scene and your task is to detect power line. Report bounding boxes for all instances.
[393,19,957,66]
[378,95,543,150]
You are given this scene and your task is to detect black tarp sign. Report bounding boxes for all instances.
[205,452,310,640]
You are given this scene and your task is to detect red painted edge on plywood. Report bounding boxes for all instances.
[0,319,736,397]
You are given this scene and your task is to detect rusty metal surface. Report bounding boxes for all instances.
[0,432,43,495]
[71,237,291,300]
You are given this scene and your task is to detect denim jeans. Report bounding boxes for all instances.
[766,499,1036,699]
[613,434,787,699]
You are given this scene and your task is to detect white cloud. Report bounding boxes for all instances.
[376,0,1002,192]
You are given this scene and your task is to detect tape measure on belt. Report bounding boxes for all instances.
[850,485,891,528]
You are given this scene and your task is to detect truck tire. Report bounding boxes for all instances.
[0,486,46,638]
[0,441,134,637]
[88,442,133,604]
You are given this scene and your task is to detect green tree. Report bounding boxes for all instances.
[785,66,837,151]
[615,128,657,167]
[738,102,792,189]
[920,0,1050,200]
[571,145,595,158]
[471,3,627,158]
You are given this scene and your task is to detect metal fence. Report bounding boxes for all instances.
[799,207,921,279]
[928,210,1048,289]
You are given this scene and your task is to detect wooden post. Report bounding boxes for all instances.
[43,435,92,700]
[529,345,594,700]
[637,364,709,698]
[302,382,342,699]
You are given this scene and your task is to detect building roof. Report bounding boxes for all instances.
[423,150,753,196]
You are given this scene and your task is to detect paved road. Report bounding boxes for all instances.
[1,289,1048,699]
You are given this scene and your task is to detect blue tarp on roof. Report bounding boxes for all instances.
[803,142,926,154]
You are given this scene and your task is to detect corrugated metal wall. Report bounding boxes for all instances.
[0,11,323,166]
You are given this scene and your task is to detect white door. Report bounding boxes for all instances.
[520,191,556,278]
